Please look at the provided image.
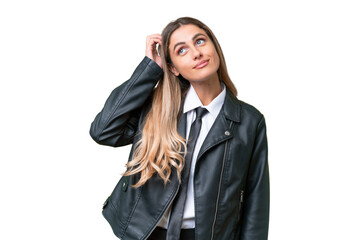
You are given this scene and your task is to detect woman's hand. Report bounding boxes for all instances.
[146,34,162,68]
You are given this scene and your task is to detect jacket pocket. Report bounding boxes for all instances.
[233,190,245,240]
[102,175,129,209]
[102,175,137,238]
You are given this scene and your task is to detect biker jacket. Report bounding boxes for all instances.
[90,57,270,240]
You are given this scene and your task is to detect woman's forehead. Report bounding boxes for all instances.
[169,24,207,47]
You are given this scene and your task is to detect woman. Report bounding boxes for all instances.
[90,17,269,240]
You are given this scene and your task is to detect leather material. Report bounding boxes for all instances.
[90,57,270,240]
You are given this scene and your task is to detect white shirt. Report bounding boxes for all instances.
[157,83,226,229]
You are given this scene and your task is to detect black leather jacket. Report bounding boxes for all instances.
[90,57,270,240]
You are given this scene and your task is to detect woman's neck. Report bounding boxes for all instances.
[190,76,222,106]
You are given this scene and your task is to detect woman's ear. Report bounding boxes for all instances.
[169,65,180,76]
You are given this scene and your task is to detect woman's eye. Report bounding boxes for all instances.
[178,48,186,55]
[196,39,205,45]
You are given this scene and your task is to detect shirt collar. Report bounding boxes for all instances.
[183,83,226,119]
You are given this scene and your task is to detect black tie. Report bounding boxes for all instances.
[166,107,208,240]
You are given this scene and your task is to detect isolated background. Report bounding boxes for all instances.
[1,0,359,239]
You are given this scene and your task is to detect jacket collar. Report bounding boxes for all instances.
[222,91,242,123]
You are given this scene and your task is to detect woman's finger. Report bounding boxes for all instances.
[145,34,163,68]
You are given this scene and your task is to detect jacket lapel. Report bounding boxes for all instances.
[196,112,232,161]
[197,92,241,161]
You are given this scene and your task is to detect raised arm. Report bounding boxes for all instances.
[90,34,163,147]
[89,57,163,147]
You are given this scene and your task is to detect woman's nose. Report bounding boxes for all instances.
[191,47,202,60]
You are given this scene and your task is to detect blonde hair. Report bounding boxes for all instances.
[124,17,237,187]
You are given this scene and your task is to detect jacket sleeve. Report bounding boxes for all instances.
[89,57,163,147]
[240,115,270,240]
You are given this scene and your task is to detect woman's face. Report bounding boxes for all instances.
[168,24,220,84]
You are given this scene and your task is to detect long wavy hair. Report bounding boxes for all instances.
[123,17,237,187]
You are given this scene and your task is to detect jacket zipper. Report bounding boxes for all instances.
[240,190,244,206]
[238,190,244,221]
[210,122,232,240]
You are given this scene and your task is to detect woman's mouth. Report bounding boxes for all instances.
[194,60,209,69]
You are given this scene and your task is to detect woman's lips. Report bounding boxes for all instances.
[194,60,209,69]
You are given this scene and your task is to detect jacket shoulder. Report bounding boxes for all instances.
[225,92,264,125]
[236,99,266,131]
[238,99,264,119]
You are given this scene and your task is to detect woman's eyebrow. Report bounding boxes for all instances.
[173,33,207,51]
